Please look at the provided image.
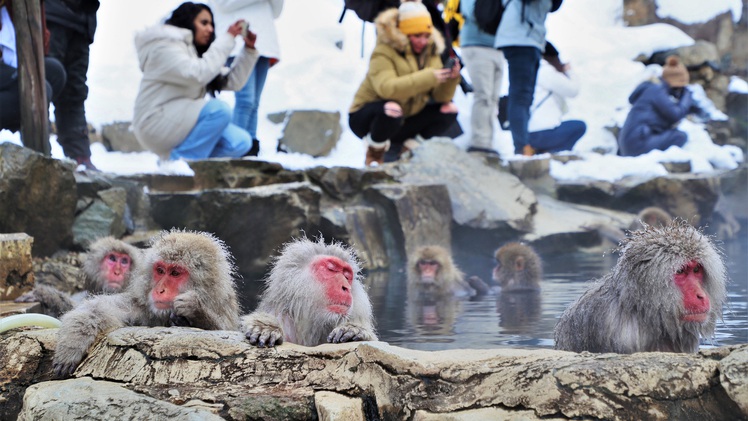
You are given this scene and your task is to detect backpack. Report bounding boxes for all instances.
[339,0,399,23]
[473,0,508,35]
[474,0,562,36]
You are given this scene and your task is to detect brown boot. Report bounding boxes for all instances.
[364,136,390,166]
[522,144,536,157]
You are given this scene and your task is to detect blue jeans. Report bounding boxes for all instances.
[503,46,541,153]
[171,99,252,160]
[529,120,586,153]
[233,56,270,139]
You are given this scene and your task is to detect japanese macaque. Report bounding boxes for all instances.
[407,245,475,298]
[15,237,142,317]
[492,243,542,292]
[241,237,377,347]
[554,221,727,354]
[53,230,240,376]
[628,206,672,231]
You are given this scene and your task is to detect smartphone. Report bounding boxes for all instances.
[443,57,456,69]
[240,21,249,38]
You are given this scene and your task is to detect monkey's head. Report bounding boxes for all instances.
[141,229,236,316]
[616,220,727,336]
[492,243,542,291]
[263,237,364,321]
[83,237,142,293]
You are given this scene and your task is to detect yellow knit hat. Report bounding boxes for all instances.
[398,0,433,35]
[662,55,689,88]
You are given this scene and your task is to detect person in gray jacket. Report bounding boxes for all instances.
[132,2,258,164]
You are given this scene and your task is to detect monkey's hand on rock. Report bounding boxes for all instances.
[14,290,38,303]
[53,342,87,378]
[170,290,201,327]
[328,323,376,343]
[241,312,284,347]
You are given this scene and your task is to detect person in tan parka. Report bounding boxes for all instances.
[348,0,461,166]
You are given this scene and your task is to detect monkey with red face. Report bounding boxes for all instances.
[15,237,142,317]
[554,221,727,354]
[241,237,377,347]
[407,245,477,298]
[53,230,240,376]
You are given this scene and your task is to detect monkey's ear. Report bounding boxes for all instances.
[514,256,525,271]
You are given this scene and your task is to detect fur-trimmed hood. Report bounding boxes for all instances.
[134,25,193,71]
[374,7,445,55]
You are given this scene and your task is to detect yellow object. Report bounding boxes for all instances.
[443,0,464,47]
[0,313,62,334]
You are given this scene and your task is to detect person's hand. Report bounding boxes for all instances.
[433,68,451,83]
[440,102,458,114]
[227,20,245,37]
[243,29,257,49]
[448,60,461,79]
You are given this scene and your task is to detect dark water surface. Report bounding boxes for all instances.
[368,235,748,351]
[239,234,747,351]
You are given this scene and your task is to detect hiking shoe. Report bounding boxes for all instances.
[467,146,500,155]
[366,145,388,166]
[74,156,99,172]
[522,145,536,156]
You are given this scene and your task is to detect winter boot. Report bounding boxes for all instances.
[363,134,390,167]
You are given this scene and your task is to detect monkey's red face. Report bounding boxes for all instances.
[312,256,353,315]
[151,261,189,310]
[417,260,440,284]
[674,260,710,323]
[100,252,132,290]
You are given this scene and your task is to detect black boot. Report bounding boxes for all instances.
[245,138,260,157]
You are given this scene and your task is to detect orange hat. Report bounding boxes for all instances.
[662,55,689,88]
[398,0,432,35]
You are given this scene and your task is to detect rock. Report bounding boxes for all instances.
[0,143,77,256]
[395,140,537,232]
[277,110,342,157]
[189,159,303,189]
[0,233,34,300]
[19,378,224,420]
[320,206,390,270]
[149,181,322,274]
[101,121,145,153]
[3,327,745,420]
[315,391,365,421]
[32,254,84,294]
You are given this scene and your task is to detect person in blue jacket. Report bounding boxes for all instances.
[618,56,702,157]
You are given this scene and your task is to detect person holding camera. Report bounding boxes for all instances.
[618,55,701,157]
[210,0,284,157]
[348,0,461,166]
[132,2,258,168]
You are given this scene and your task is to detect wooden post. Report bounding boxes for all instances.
[12,0,50,156]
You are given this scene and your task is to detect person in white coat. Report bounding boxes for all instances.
[210,0,283,156]
[526,44,585,153]
[132,2,259,164]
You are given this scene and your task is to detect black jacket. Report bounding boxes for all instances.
[44,0,99,43]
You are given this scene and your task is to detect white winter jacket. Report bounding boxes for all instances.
[132,25,258,160]
[210,0,283,59]
[528,60,580,132]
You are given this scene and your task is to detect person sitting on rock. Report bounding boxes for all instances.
[617,55,703,157]
[348,0,461,166]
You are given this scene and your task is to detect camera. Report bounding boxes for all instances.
[443,57,456,69]
[240,21,249,38]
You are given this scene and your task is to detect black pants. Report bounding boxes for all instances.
[0,58,67,133]
[47,21,93,159]
[349,101,457,160]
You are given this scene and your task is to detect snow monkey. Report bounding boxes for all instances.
[407,245,477,298]
[628,206,672,232]
[53,229,240,376]
[241,236,377,347]
[15,237,142,317]
[492,242,542,292]
[554,221,727,354]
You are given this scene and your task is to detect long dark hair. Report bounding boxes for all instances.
[165,2,224,96]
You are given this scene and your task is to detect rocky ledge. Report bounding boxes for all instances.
[1,327,747,420]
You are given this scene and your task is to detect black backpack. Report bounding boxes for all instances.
[473,0,508,35]
[339,0,399,23]
[474,0,562,36]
